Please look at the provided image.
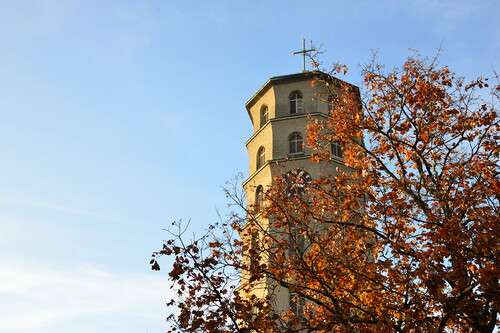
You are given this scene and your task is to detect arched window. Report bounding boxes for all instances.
[288,133,303,154]
[250,231,259,270]
[255,185,264,210]
[328,97,335,112]
[331,141,343,158]
[289,292,305,319]
[260,105,269,127]
[257,146,265,169]
[289,91,303,114]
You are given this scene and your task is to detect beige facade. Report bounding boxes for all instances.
[243,72,347,209]
[241,71,351,317]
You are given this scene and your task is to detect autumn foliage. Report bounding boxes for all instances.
[151,52,499,332]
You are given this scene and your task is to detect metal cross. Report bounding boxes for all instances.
[292,39,316,72]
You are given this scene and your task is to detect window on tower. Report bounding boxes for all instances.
[257,146,266,170]
[289,292,305,319]
[331,141,343,158]
[289,91,303,114]
[289,133,303,155]
[255,185,264,211]
[328,97,335,112]
[260,105,269,127]
[249,230,260,272]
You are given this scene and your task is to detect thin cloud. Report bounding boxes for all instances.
[0,0,76,40]
[403,0,491,34]
[0,196,122,224]
[0,260,171,333]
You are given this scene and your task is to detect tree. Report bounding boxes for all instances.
[151,51,499,332]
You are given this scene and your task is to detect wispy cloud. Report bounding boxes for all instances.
[0,196,122,224]
[0,0,76,40]
[403,0,491,34]
[0,260,171,333]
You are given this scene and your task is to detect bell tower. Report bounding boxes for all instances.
[241,70,348,316]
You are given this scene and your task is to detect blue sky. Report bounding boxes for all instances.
[0,1,498,332]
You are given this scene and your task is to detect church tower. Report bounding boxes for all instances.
[241,70,349,318]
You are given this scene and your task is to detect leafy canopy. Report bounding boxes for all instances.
[152,51,499,333]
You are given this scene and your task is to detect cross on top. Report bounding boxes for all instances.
[292,39,316,72]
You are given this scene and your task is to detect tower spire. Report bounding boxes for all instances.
[292,38,316,72]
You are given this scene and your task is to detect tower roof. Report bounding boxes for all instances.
[245,71,328,109]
